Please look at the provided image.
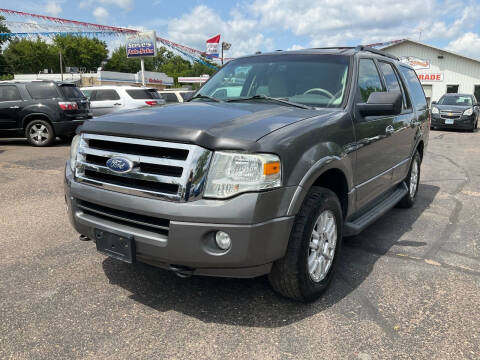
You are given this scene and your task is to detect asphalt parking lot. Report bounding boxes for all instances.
[1,130,479,360]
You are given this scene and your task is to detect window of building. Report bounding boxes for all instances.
[446,85,459,93]
[474,85,480,104]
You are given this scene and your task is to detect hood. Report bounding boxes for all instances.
[79,101,334,150]
[434,104,472,112]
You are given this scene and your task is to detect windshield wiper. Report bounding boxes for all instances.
[226,95,312,109]
[189,94,223,102]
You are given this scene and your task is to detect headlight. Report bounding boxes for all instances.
[431,107,439,114]
[69,134,81,172]
[463,108,473,116]
[204,152,281,199]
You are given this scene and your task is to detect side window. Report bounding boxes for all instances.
[378,62,411,110]
[94,89,120,101]
[358,59,384,102]
[162,93,179,103]
[0,85,22,101]
[25,83,59,99]
[399,66,427,110]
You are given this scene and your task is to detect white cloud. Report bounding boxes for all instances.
[93,7,109,22]
[249,0,479,48]
[166,5,273,58]
[44,1,62,16]
[80,0,133,11]
[447,32,480,60]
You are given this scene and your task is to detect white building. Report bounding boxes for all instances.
[382,39,480,106]
[14,70,173,89]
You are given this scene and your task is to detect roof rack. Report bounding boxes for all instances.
[355,45,399,60]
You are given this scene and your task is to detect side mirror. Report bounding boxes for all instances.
[431,101,437,105]
[357,92,402,117]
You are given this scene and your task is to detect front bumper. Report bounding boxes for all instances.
[64,163,296,278]
[431,114,475,129]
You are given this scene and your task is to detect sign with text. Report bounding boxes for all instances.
[206,34,220,58]
[417,73,444,82]
[126,31,157,58]
[400,56,430,70]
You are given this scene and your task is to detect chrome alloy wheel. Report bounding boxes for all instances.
[308,210,337,283]
[29,124,50,145]
[409,158,419,198]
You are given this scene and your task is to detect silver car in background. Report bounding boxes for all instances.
[80,86,165,117]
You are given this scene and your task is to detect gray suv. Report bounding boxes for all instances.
[65,46,429,301]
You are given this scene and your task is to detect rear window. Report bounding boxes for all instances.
[25,83,60,100]
[61,85,84,99]
[126,89,160,99]
[160,93,179,103]
[399,66,427,109]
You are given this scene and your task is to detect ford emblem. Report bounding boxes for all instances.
[106,157,133,173]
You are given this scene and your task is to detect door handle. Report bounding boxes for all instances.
[9,106,20,109]
[385,125,394,135]
[113,103,122,106]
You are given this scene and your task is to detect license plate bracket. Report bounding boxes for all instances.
[95,229,135,263]
[445,119,454,125]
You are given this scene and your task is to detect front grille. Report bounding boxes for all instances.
[440,111,461,119]
[75,133,212,201]
[77,200,169,236]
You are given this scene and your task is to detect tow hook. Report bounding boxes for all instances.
[79,234,91,241]
[170,265,194,278]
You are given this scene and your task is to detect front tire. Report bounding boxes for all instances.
[269,187,343,302]
[26,120,55,147]
[398,150,421,208]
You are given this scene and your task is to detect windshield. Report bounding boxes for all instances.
[438,95,472,106]
[196,54,350,108]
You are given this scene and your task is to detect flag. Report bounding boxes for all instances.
[206,34,221,58]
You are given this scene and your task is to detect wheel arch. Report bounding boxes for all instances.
[287,157,352,219]
[22,113,54,129]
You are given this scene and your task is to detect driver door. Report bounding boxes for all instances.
[354,58,396,210]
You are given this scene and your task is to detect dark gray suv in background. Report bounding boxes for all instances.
[65,46,429,301]
[0,80,90,146]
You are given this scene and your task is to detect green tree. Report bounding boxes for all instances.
[53,35,108,72]
[3,38,59,74]
[0,15,11,75]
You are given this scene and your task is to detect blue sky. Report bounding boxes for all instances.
[2,0,480,59]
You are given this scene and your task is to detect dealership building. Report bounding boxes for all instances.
[382,39,480,106]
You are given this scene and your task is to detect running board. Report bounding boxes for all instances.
[343,182,408,237]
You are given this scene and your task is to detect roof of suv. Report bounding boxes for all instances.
[80,86,156,90]
[237,45,401,62]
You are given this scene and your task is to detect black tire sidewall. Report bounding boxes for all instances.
[26,120,55,147]
[296,189,343,301]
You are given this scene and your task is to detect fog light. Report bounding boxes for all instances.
[215,231,231,250]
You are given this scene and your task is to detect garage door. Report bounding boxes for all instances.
[422,85,432,107]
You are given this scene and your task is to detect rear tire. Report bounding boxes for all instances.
[26,119,55,147]
[268,187,343,302]
[398,150,421,208]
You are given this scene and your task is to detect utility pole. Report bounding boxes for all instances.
[140,58,145,86]
[59,51,63,81]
